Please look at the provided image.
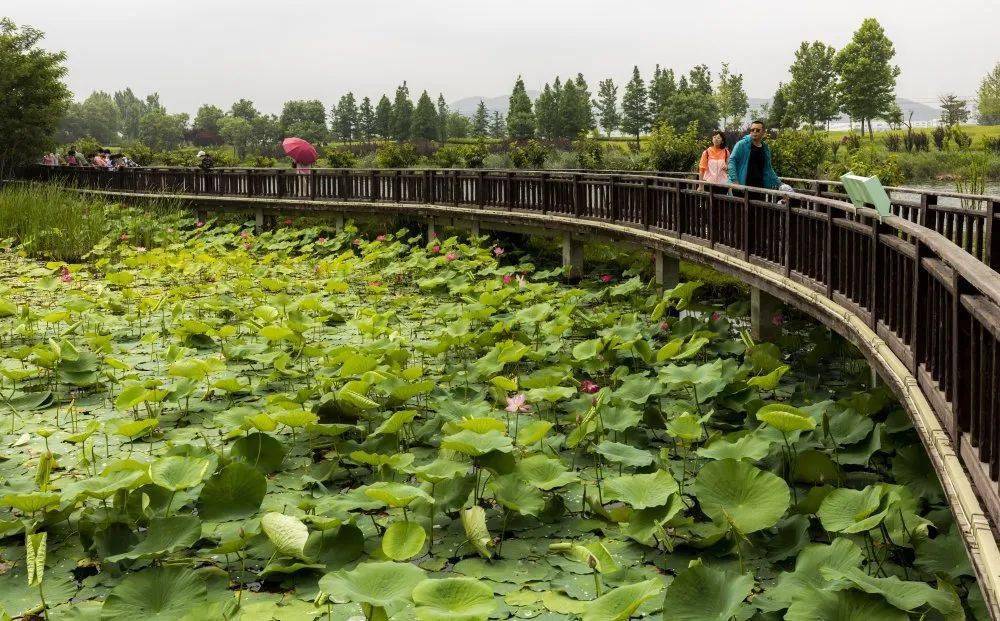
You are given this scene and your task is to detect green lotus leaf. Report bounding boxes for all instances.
[516,420,554,446]
[764,538,864,611]
[460,506,492,559]
[613,374,660,403]
[451,417,507,434]
[363,481,434,508]
[319,561,426,609]
[696,431,772,461]
[100,566,207,621]
[604,470,679,509]
[148,456,210,491]
[0,298,16,317]
[197,461,267,521]
[693,459,790,534]
[784,588,908,621]
[68,469,148,501]
[106,515,201,562]
[114,418,159,439]
[756,403,816,433]
[573,338,603,360]
[260,324,295,342]
[666,413,704,442]
[746,364,789,391]
[915,530,974,579]
[0,492,61,513]
[816,486,888,533]
[490,474,545,516]
[661,559,753,621]
[441,429,513,456]
[261,512,310,559]
[382,520,426,561]
[514,454,580,490]
[412,577,497,621]
[821,566,959,614]
[580,578,662,621]
[548,540,619,574]
[270,408,319,428]
[372,409,419,436]
[230,432,286,473]
[594,441,653,467]
[413,459,469,484]
[660,360,724,389]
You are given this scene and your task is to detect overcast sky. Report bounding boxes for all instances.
[8,0,999,115]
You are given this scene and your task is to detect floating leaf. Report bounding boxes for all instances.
[661,559,752,621]
[197,462,266,521]
[261,512,309,559]
[580,578,662,621]
[756,403,816,433]
[693,459,789,534]
[106,516,201,562]
[319,561,426,609]
[148,456,210,492]
[461,506,492,559]
[100,566,207,621]
[382,520,426,561]
[412,577,497,621]
[604,470,679,509]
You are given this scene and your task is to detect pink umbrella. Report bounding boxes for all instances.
[282,137,318,165]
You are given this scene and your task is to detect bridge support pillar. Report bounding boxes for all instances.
[562,232,584,282]
[255,208,264,234]
[334,214,344,233]
[469,220,481,238]
[751,287,783,342]
[427,219,436,243]
[654,251,680,290]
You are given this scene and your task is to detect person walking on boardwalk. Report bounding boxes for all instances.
[198,150,215,193]
[699,130,730,184]
[727,120,781,191]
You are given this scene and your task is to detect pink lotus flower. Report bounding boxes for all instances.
[135,246,146,253]
[283,218,293,225]
[120,233,129,241]
[659,321,670,332]
[318,237,328,244]
[376,234,386,241]
[711,311,720,322]
[502,274,513,285]
[493,247,504,256]
[244,242,252,250]
[59,266,72,283]
[580,380,600,394]
[353,238,362,246]
[369,281,383,287]
[445,252,457,262]
[430,231,438,238]
[195,221,204,228]
[505,393,531,413]
[240,231,249,238]
[772,313,785,327]
[432,245,441,253]
[600,274,613,283]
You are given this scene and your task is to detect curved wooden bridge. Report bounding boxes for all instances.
[21,164,1000,614]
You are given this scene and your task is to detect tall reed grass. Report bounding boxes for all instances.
[0,182,109,261]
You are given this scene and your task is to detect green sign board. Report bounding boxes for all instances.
[840,173,892,221]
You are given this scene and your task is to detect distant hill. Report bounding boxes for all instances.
[451,91,540,117]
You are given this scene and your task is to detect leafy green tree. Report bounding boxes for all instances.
[411,90,438,141]
[374,95,393,139]
[834,18,900,139]
[391,82,413,141]
[715,63,748,130]
[664,90,718,135]
[0,18,69,170]
[593,78,620,137]
[489,111,506,139]
[280,99,327,142]
[249,114,281,154]
[977,62,1000,125]
[620,66,650,149]
[331,92,358,142]
[558,78,585,137]
[648,65,676,124]
[447,112,472,139]
[193,104,225,134]
[534,83,559,139]
[472,101,489,138]
[506,76,535,140]
[938,94,970,127]
[230,98,259,122]
[786,41,839,130]
[768,83,793,129]
[138,110,188,151]
[358,96,376,141]
[687,65,713,95]
[573,73,595,133]
[59,91,120,144]
[218,116,252,158]
[114,88,148,141]
[436,94,449,141]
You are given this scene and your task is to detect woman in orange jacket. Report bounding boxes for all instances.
[699,130,730,184]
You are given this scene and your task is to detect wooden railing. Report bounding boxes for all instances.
[20,164,1000,530]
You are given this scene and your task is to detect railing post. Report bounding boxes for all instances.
[477,171,485,208]
[540,173,550,214]
[919,193,934,229]
[742,190,751,261]
[986,199,1000,271]
[869,217,887,330]
[394,170,402,203]
[572,174,581,218]
[609,175,620,222]
[245,170,253,197]
[423,170,432,204]
[911,240,929,372]
[453,170,460,205]
[951,272,974,443]
[707,184,716,248]
[275,169,284,199]
[370,170,378,202]
[506,172,514,211]
[643,178,652,229]
[783,197,793,276]
[825,202,835,298]
[310,169,317,200]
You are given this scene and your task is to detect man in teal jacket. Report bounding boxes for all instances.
[727,120,781,189]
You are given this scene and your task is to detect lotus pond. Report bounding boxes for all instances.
[0,200,987,620]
